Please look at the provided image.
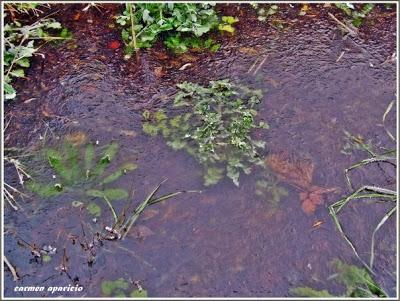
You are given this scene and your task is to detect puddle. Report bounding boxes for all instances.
[3,3,397,298]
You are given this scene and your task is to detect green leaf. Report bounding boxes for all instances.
[87,202,101,217]
[204,167,224,186]
[42,254,52,263]
[221,16,239,24]
[45,21,62,29]
[10,69,25,78]
[4,82,17,100]
[93,142,119,177]
[130,289,148,298]
[103,188,129,200]
[290,287,334,297]
[47,148,72,182]
[142,122,159,136]
[218,24,235,33]
[101,163,137,184]
[86,189,105,198]
[26,181,63,198]
[15,58,30,67]
[84,144,95,172]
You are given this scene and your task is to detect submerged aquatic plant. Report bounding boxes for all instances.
[26,135,137,217]
[142,80,268,186]
[291,259,388,297]
[101,278,147,297]
[329,101,396,274]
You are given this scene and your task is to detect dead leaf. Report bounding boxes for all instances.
[141,209,159,220]
[154,67,165,78]
[130,225,154,239]
[266,154,339,214]
[65,131,87,146]
[238,47,259,55]
[119,129,137,137]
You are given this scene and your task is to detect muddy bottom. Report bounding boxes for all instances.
[3,3,397,298]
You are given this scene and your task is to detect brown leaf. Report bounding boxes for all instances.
[154,67,165,78]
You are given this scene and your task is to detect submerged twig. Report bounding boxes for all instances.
[4,256,19,281]
[328,12,358,36]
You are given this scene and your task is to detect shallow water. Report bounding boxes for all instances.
[3,4,397,297]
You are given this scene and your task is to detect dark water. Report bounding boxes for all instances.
[3,4,397,297]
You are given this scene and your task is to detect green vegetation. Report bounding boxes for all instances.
[142,80,268,186]
[26,136,137,217]
[251,3,279,22]
[115,3,235,57]
[335,3,374,27]
[3,5,71,100]
[25,133,192,238]
[255,175,288,209]
[330,101,396,274]
[291,259,387,297]
[101,278,147,297]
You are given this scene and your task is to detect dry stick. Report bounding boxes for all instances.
[382,100,395,142]
[336,51,345,62]
[327,12,358,36]
[116,246,156,270]
[4,256,19,281]
[370,206,396,269]
[253,55,268,75]
[247,57,260,74]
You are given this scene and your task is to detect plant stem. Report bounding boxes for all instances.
[103,196,118,223]
[128,3,138,51]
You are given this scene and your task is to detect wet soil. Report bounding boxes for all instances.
[3,3,397,297]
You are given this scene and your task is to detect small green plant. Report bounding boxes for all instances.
[26,136,137,217]
[291,259,387,297]
[251,3,279,22]
[115,3,235,57]
[142,80,268,186]
[335,3,375,27]
[218,16,239,33]
[101,278,147,297]
[255,175,288,209]
[3,9,71,100]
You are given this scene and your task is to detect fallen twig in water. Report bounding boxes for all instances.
[328,12,358,36]
[4,256,19,281]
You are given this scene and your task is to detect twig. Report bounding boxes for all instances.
[328,12,358,36]
[336,51,345,62]
[4,256,19,281]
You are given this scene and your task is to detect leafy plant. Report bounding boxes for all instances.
[26,135,137,217]
[218,16,239,33]
[3,12,71,100]
[291,259,387,297]
[251,3,279,22]
[335,3,375,27]
[142,80,268,186]
[101,278,148,297]
[115,3,234,56]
